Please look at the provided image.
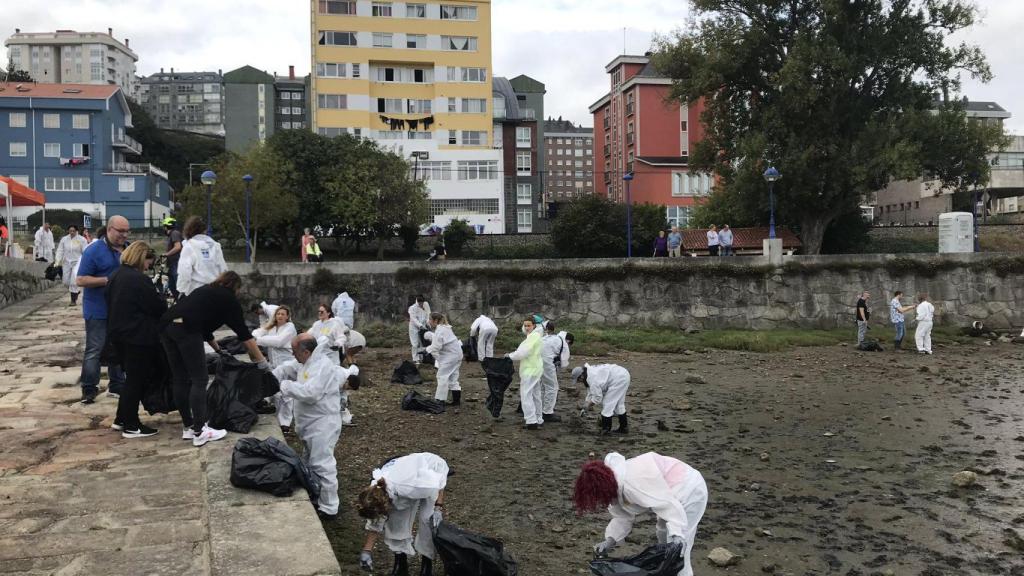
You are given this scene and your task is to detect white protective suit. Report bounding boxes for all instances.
[274,341,355,516]
[540,331,571,416]
[366,453,449,559]
[54,234,88,293]
[407,302,431,361]
[603,452,708,576]
[584,363,631,417]
[256,301,280,327]
[177,234,227,296]
[508,327,544,425]
[425,323,462,401]
[254,322,299,426]
[469,315,498,360]
[34,227,55,262]
[307,317,349,365]
[331,292,357,327]
[345,329,366,352]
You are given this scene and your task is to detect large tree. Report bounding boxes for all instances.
[653,0,1007,253]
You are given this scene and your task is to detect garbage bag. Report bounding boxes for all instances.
[462,338,479,362]
[207,354,281,433]
[589,543,685,576]
[44,264,62,281]
[230,437,320,504]
[217,335,249,356]
[433,520,518,576]
[391,360,424,386]
[421,352,437,366]
[401,390,446,414]
[482,357,515,418]
[856,338,884,352]
[141,347,176,415]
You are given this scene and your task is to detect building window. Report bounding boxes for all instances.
[372,2,393,17]
[352,64,361,77]
[318,0,355,14]
[9,142,27,157]
[43,143,60,158]
[280,92,293,101]
[442,36,477,51]
[430,198,500,217]
[318,31,357,46]
[457,160,498,180]
[407,34,426,49]
[517,183,532,205]
[376,130,405,140]
[408,99,432,114]
[441,4,477,19]
[460,131,486,146]
[291,107,302,114]
[516,127,531,147]
[680,120,688,131]
[43,177,90,192]
[446,67,487,83]
[666,206,692,228]
[8,112,26,128]
[118,177,136,192]
[377,98,403,113]
[447,98,457,113]
[516,152,532,175]
[73,143,91,157]
[406,3,426,17]
[316,62,347,77]
[318,94,348,109]
[416,161,452,180]
[517,208,533,232]
[460,98,486,113]
[448,131,458,145]
[42,114,61,129]
[372,32,393,47]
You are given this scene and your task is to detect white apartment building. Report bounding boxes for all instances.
[4,28,138,97]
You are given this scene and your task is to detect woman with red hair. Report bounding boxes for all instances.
[573,452,708,576]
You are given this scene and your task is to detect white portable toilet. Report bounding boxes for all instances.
[938,212,974,253]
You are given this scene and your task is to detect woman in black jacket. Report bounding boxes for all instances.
[160,270,268,447]
[106,241,166,438]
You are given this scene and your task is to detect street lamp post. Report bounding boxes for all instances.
[762,167,782,239]
[201,170,217,236]
[243,174,253,263]
[623,172,634,258]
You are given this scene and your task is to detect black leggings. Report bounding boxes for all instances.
[160,323,209,434]
[115,343,159,428]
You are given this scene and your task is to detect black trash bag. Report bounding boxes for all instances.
[401,390,446,414]
[421,352,436,366]
[217,335,249,356]
[589,543,685,576]
[141,347,176,415]
[207,355,280,433]
[462,337,479,362]
[857,338,884,352]
[206,353,221,375]
[391,360,424,386]
[230,437,320,503]
[433,520,518,576]
[482,357,515,418]
[44,264,62,281]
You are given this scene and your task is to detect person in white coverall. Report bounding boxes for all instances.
[424,312,462,405]
[915,293,936,354]
[573,363,631,434]
[176,216,227,297]
[573,452,708,576]
[507,317,544,429]
[273,333,358,519]
[307,303,355,424]
[33,223,55,262]
[253,305,298,426]
[54,224,88,305]
[407,295,431,363]
[539,321,571,422]
[331,291,357,327]
[469,314,498,360]
[250,301,280,327]
[357,452,449,576]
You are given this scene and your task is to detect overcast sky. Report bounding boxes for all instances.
[4,0,1021,132]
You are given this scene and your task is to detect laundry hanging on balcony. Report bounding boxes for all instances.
[59,157,90,167]
[378,114,434,131]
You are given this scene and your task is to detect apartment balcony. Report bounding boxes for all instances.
[626,103,634,116]
[626,132,634,145]
[105,162,169,180]
[519,108,536,120]
[603,144,610,157]
[111,133,142,155]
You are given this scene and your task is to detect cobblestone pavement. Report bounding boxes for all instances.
[0,289,341,576]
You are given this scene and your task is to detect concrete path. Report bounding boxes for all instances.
[0,288,341,576]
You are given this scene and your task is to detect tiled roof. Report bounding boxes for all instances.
[682,227,803,250]
[0,82,119,100]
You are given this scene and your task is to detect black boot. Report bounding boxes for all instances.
[600,416,613,435]
[70,292,79,304]
[450,391,461,406]
[390,553,409,576]
[614,414,629,434]
[419,557,434,576]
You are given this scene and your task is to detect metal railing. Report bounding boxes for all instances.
[111,133,142,153]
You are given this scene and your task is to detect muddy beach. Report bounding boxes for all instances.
[321,340,1024,575]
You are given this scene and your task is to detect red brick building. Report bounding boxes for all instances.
[589,54,710,228]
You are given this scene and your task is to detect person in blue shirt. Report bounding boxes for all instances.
[75,215,130,404]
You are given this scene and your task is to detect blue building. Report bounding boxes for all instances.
[0,82,171,226]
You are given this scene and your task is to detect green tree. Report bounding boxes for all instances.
[125,99,225,192]
[442,219,476,256]
[653,0,1007,253]
[4,68,33,82]
[551,196,668,257]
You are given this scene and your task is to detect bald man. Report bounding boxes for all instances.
[76,216,130,404]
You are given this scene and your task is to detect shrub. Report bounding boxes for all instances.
[311,267,338,293]
[442,219,476,256]
[551,196,668,257]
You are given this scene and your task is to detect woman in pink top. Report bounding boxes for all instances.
[301,228,315,263]
[574,451,708,576]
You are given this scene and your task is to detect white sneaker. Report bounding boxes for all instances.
[192,425,227,447]
[182,428,196,440]
[342,409,354,426]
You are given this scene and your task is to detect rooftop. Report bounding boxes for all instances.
[544,118,593,134]
[5,29,137,59]
[0,82,120,100]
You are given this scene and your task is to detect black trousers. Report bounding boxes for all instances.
[114,342,159,428]
[160,323,209,434]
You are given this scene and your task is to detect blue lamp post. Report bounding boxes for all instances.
[623,172,635,258]
[200,170,217,235]
[762,167,782,239]
[242,174,253,263]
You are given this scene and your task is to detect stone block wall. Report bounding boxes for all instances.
[233,254,1024,331]
[0,258,58,310]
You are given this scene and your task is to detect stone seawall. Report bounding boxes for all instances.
[232,254,1024,331]
[0,258,58,310]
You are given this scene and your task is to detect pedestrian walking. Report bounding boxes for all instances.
[856,291,870,345]
[508,317,544,430]
[719,224,734,256]
[668,227,683,258]
[706,225,720,257]
[889,291,914,351]
[54,224,88,305]
[33,222,54,262]
[915,293,936,355]
[176,216,227,297]
[652,230,669,257]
